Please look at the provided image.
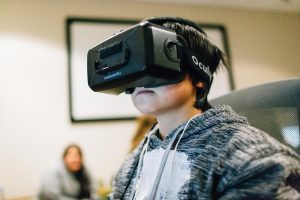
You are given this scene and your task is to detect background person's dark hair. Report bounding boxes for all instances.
[63,143,83,159]
[143,17,228,111]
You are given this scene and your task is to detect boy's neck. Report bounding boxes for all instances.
[156,107,202,140]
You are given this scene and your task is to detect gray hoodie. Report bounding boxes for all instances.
[38,161,99,200]
[110,105,300,200]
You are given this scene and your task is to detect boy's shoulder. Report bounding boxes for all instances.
[182,105,282,147]
[180,108,298,166]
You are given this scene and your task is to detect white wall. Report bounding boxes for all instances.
[0,0,299,198]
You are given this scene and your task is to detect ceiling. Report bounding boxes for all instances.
[127,0,300,13]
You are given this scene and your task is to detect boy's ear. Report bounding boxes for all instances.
[195,81,204,89]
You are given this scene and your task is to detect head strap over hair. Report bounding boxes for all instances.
[145,16,214,90]
[182,48,214,90]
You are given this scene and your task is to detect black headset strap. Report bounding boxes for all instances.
[179,47,213,91]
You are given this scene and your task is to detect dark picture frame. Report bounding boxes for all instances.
[66,17,234,122]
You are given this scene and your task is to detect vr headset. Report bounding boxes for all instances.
[87,21,213,95]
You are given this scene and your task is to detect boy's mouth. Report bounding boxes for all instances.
[135,88,154,95]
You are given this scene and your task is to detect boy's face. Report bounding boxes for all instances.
[131,75,197,115]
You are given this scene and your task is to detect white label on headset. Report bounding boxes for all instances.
[191,56,212,81]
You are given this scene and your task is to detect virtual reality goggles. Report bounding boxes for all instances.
[87,21,213,94]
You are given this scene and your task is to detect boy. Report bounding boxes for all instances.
[109,17,300,199]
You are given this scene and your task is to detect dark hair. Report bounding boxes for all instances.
[143,17,228,111]
[62,143,83,159]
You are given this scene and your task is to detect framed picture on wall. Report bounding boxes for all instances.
[66,17,234,122]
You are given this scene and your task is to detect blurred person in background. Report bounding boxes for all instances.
[38,144,99,200]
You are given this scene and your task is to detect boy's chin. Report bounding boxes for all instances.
[133,100,161,115]
[136,107,156,115]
